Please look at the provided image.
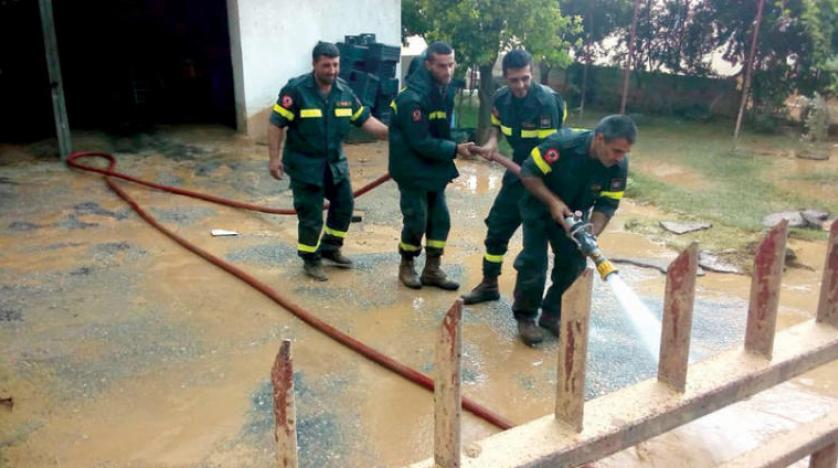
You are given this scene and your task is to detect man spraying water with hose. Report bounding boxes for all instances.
[478,115,636,346]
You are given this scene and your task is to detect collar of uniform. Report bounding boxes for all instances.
[304,72,344,94]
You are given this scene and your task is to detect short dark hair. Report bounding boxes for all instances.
[595,115,638,144]
[502,49,532,74]
[312,41,340,61]
[425,41,453,62]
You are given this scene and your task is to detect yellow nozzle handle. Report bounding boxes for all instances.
[596,259,618,280]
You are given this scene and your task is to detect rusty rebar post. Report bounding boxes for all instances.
[272,339,298,468]
[816,219,838,327]
[745,220,789,359]
[556,268,594,432]
[435,299,464,468]
[810,442,838,468]
[658,243,698,392]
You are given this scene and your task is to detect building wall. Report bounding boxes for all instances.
[227,0,401,139]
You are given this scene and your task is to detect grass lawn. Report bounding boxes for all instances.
[454,96,837,256]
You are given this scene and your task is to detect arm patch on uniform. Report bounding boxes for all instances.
[282,95,293,108]
[412,109,423,122]
[610,178,624,190]
[544,148,560,163]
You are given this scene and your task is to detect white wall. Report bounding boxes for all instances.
[227,0,401,137]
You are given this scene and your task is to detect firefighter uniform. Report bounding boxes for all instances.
[481,83,566,278]
[388,66,458,259]
[269,72,370,260]
[513,130,628,324]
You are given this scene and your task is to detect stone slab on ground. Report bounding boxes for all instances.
[659,221,712,235]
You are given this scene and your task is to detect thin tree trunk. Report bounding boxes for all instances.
[621,0,641,114]
[580,0,595,118]
[539,61,551,85]
[734,0,765,140]
[477,63,496,144]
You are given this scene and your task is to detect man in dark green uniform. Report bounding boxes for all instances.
[462,49,566,305]
[388,41,475,290]
[513,115,636,346]
[268,42,388,281]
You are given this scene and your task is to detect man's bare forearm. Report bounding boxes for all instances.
[268,124,285,161]
[590,211,611,236]
[361,117,389,140]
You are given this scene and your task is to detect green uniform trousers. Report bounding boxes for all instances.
[291,169,353,261]
[481,178,525,277]
[512,214,586,322]
[397,187,450,258]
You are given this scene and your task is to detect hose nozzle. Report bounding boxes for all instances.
[563,214,618,280]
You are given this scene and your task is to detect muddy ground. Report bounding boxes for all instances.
[1,126,836,467]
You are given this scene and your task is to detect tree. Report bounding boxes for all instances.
[402,0,577,142]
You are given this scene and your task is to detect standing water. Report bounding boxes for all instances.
[605,273,661,361]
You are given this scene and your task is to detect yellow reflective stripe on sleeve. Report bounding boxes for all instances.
[537,129,557,138]
[390,100,397,112]
[272,104,295,121]
[531,147,552,174]
[324,226,347,238]
[297,241,320,253]
[399,242,420,252]
[562,105,568,124]
[600,190,624,200]
[426,239,446,248]
[428,111,447,120]
[521,129,538,138]
[300,109,323,118]
[335,108,352,117]
[490,114,501,126]
[500,125,513,136]
[351,106,365,121]
[484,253,504,263]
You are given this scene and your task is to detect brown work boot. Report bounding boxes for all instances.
[517,320,544,346]
[399,257,422,289]
[420,255,460,290]
[538,315,560,337]
[321,248,353,268]
[303,259,328,281]
[461,276,500,304]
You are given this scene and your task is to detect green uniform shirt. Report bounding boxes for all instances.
[520,129,628,219]
[270,72,371,187]
[491,83,566,167]
[388,66,458,192]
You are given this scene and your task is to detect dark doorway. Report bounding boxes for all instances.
[0,0,236,143]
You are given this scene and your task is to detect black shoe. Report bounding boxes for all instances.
[461,277,500,305]
[517,320,544,346]
[321,249,353,268]
[538,316,560,337]
[303,260,328,281]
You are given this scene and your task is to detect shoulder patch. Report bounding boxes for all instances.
[544,148,560,164]
[412,109,423,122]
[610,178,625,191]
[281,95,293,108]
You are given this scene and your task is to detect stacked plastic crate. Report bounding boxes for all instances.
[338,34,400,124]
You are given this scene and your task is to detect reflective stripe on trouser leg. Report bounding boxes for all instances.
[398,187,427,258]
[482,180,524,277]
[512,216,551,321]
[425,189,450,256]
[291,179,325,260]
[540,233,587,321]
[321,170,354,252]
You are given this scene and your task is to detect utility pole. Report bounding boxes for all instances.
[620,0,641,114]
[38,0,72,159]
[733,0,765,141]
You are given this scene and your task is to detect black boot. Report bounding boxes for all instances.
[303,259,328,281]
[517,320,544,346]
[538,315,560,337]
[461,276,500,304]
[420,255,460,290]
[322,248,353,268]
[399,256,422,289]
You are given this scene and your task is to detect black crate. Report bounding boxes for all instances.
[379,77,399,95]
[348,70,380,106]
[345,33,376,46]
[337,43,367,67]
[366,43,400,62]
[364,60,398,79]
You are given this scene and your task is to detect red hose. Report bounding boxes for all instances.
[66,151,514,430]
